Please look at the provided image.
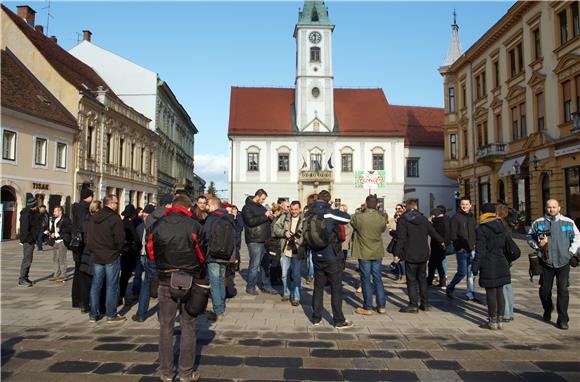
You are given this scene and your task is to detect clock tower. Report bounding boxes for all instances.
[294,1,335,133]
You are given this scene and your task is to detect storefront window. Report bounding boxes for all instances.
[565,166,580,224]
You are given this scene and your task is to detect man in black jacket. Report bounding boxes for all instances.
[148,195,204,382]
[18,195,39,287]
[86,195,126,323]
[48,206,73,282]
[241,189,274,295]
[36,205,49,251]
[446,196,478,301]
[395,199,444,313]
[71,188,93,311]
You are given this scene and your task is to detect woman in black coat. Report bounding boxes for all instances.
[472,203,511,330]
[427,208,450,287]
[120,204,142,306]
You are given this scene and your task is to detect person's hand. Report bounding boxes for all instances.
[441,242,446,249]
[393,256,400,264]
[538,236,548,248]
[50,233,56,239]
[265,210,273,218]
[285,231,292,239]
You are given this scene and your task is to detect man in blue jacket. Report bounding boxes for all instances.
[306,190,353,329]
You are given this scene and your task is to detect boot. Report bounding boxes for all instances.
[437,278,447,288]
[496,316,503,330]
[486,317,498,330]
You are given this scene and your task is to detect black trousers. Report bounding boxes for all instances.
[427,258,445,285]
[312,260,345,324]
[405,261,428,307]
[71,255,82,308]
[485,287,505,318]
[120,251,138,302]
[539,263,570,324]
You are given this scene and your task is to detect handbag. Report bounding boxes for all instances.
[169,271,193,303]
[185,279,211,317]
[69,231,83,252]
[386,237,397,254]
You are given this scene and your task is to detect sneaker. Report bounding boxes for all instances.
[291,300,300,307]
[89,315,99,323]
[354,307,373,316]
[399,305,419,314]
[106,315,127,323]
[245,289,259,296]
[446,289,454,299]
[335,320,354,330]
[376,307,386,315]
[56,276,66,283]
[557,321,569,330]
[501,317,513,323]
[177,371,200,382]
[542,310,552,322]
[419,304,431,312]
[312,319,322,326]
[131,315,144,323]
[207,312,218,321]
[281,296,290,302]
[17,279,33,287]
[160,374,175,382]
[48,276,60,282]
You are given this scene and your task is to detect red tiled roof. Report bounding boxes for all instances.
[228,87,404,137]
[1,49,77,128]
[2,4,116,100]
[389,105,444,147]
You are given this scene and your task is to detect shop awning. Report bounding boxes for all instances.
[499,156,527,177]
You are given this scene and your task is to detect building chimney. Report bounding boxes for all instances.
[35,25,43,34]
[16,5,36,27]
[50,36,58,44]
[82,30,92,42]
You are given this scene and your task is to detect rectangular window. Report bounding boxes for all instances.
[372,153,384,171]
[520,103,527,138]
[494,60,500,88]
[482,71,487,96]
[565,166,580,222]
[341,153,353,172]
[476,76,481,99]
[463,127,468,158]
[150,151,154,175]
[119,138,124,167]
[533,28,541,60]
[247,152,259,171]
[577,76,580,112]
[462,84,466,108]
[56,142,67,169]
[536,92,545,131]
[310,153,322,171]
[106,133,113,164]
[574,2,580,37]
[563,80,572,122]
[87,126,94,159]
[483,121,489,146]
[2,129,16,161]
[517,44,523,74]
[450,134,457,160]
[509,48,516,78]
[141,148,145,173]
[448,86,455,113]
[310,47,320,62]
[131,143,136,170]
[560,9,568,45]
[495,114,503,143]
[35,137,47,166]
[407,159,419,178]
[278,153,289,172]
[512,106,519,141]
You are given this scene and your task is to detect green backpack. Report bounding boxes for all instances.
[302,209,330,250]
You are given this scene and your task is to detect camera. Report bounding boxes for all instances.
[537,230,551,241]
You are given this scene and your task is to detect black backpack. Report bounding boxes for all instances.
[208,214,235,261]
[302,209,330,250]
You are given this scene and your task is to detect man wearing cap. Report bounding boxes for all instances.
[71,188,94,310]
[18,195,39,287]
[133,204,156,322]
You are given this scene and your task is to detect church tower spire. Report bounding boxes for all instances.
[294,1,335,133]
[442,10,463,67]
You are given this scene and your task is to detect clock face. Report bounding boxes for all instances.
[309,31,322,44]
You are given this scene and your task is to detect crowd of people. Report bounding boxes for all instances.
[15,187,580,381]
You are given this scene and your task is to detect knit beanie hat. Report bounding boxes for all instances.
[26,194,37,208]
[80,188,94,200]
[480,203,497,214]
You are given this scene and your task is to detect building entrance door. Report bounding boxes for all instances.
[1,186,17,240]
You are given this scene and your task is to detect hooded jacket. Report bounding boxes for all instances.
[472,217,511,288]
[306,200,350,263]
[528,213,580,269]
[351,208,387,260]
[430,215,450,261]
[145,205,167,230]
[71,200,91,236]
[450,210,476,252]
[19,207,37,244]
[241,196,270,243]
[394,209,443,263]
[86,206,125,265]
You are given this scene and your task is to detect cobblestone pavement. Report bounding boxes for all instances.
[1,238,579,381]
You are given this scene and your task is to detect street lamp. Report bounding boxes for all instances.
[512,160,521,177]
[532,155,540,171]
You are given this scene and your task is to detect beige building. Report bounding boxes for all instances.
[1,50,78,240]
[439,1,580,226]
[1,5,159,214]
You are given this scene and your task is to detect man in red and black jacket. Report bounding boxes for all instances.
[147,195,204,382]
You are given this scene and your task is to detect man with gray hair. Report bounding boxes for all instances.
[528,199,580,330]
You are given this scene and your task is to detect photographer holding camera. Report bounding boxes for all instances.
[273,200,304,306]
[528,199,580,330]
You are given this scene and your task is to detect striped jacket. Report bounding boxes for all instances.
[528,214,580,268]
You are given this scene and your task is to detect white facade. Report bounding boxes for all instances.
[404,146,458,216]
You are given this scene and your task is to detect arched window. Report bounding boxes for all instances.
[541,173,550,209]
[371,147,385,171]
[247,146,260,172]
[277,146,290,172]
[310,47,320,62]
[340,146,353,173]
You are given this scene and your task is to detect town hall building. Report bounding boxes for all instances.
[228,1,457,214]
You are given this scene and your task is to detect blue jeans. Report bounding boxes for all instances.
[306,251,314,278]
[246,242,265,292]
[136,256,156,320]
[208,263,227,316]
[281,255,302,302]
[503,283,514,319]
[397,260,406,277]
[90,257,121,319]
[359,259,386,310]
[443,257,449,276]
[447,250,475,299]
[132,256,144,296]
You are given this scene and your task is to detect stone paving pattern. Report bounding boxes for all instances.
[1,237,580,381]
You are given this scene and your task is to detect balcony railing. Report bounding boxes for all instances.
[299,170,333,182]
[477,143,508,160]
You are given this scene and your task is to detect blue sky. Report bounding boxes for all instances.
[7,1,513,193]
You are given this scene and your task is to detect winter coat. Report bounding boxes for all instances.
[241,197,270,243]
[265,217,282,257]
[234,214,244,251]
[80,213,94,275]
[430,215,450,262]
[122,217,142,255]
[528,213,580,269]
[273,212,304,257]
[86,207,125,265]
[394,209,443,263]
[37,211,49,231]
[202,208,236,264]
[351,208,387,260]
[450,211,476,252]
[49,215,73,247]
[19,208,37,244]
[342,223,353,252]
[71,200,90,236]
[473,218,511,288]
[145,206,167,230]
[306,200,350,263]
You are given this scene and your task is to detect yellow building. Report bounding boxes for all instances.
[439,1,580,226]
[1,5,159,211]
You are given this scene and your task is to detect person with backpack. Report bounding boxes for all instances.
[47,206,73,282]
[71,188,93,311]
[472,203,512,330]
[496,203,515,322]
[242,189,274,295]
[427,207,450,288]
[351,195,387,316]
[202,197,236,321]
[147,195,204,382]
[304,190,353,329]
[18,195,39,287]
[394,198,444,313]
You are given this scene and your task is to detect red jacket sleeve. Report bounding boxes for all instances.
[147,232,155,261]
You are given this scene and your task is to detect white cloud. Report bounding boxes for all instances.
[194,154,229,195]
